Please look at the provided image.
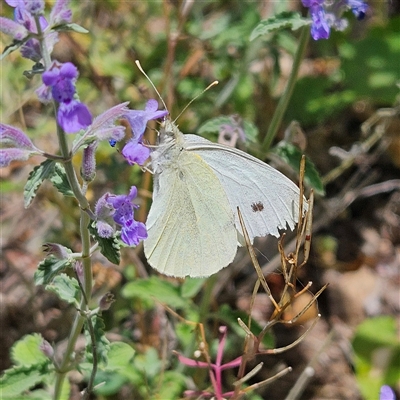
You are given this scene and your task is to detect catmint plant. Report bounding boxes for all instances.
[0,1,166,398]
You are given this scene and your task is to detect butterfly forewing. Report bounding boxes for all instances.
[184,134,305,242]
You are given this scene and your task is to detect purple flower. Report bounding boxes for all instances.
[176,326,242,399]
[124,99,168,139]
[121,99,168,166]
[310,4,330,40]
[42,62,78,102]
[94,187,147,247]
[0,123,43,167]
[106,186,148,246]
[42,61,92,133]
[346,0,368,19]
[380,385,396,400]
[4,0,56,61]
[302,0,368,40]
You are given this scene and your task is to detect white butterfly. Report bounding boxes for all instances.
[144,118,306,278]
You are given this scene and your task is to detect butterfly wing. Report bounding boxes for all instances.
[144,150,237,278]
[184,134,305,242]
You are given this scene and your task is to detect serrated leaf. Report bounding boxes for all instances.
[121,276,188,309]
[88,222,121,265]
[106,342,135,370]
[197,116,258,143]
[0,365,47,397]
[45,273,79,304]
[50,163,74,196]
[34,256,72,285]
[11,334,48,367]
[180,278,206,299]
[272,141,325,196]
[250,11,311,41]
[84,315,110,366]
[24,160,55,208]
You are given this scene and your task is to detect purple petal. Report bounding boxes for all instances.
[124,110,147,140]
[60,62,78,79]
[120,220,147,246]
[310,5,330,40]
[124,99,168,140]
[58,101,92,133]
[121,141,150,166]
[380,385,396,400]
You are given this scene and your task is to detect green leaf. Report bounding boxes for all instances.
[157,371,187,399]
[353,316,399,357]
[24,160,55,208]
[0,365,47,397]
[250,12,311,41]
[88,222,121,265]
[34,256,72,286]
[11,334,48,367]
[122,276,188,309]
[272,141,325,196]
[84,315,110,365]
[197,116,258,143]
[339,20,400,104]
[50,163,74,197]
[45,274,79,305]
[52,23,89,34]
[106,342,135,370]
[133,347,161,378]
[1,38,28,60]
[180,277,206,299]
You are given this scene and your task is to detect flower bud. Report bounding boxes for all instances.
[39,340,54,359]
[81,141,98,182]
[43,242,69,259]
[99,292,115,311]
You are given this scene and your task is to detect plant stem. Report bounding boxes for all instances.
[261,26,309,154]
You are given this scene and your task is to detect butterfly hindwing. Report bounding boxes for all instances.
[144,149,237,277]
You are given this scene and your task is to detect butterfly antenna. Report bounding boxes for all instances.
[173,80,219,123]
[135,60,168,113]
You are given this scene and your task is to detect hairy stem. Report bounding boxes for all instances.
[37,18,94,400]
